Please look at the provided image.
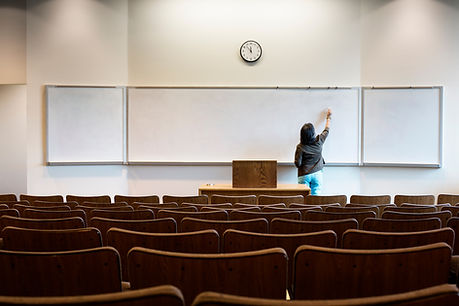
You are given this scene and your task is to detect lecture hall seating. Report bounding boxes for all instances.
[362,217,442,232]
[181,217,269,236]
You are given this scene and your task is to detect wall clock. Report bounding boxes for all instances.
[240,40,262,63]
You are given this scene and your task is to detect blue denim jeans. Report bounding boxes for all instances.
[298,170,323,195]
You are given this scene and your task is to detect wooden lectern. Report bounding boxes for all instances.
[232,160,277,188]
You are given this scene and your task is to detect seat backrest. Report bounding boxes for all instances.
[20,194,64,204]
[394,194,435,206]
[381,211,451,227]
[304,195,347,206]
[342,228,455,250]
[77,205,134,223]
[201,207,261,213]
[114,195,160,205]
[257,195,304,206]
[1,226,102,251]
[89,217,177,245]
[81,202,130,208]
[191,284,459,306]
[157,210,228,232]
[446,217,459,255]
[441,206,459,217]
[140,205,197,216]
[0,247,122,296]
[260,206,320,219]
[0,194,17,202]
[33,201,79,209]
[132,202,178,210]
[181,217,268,236]
[0,285,185,306]
[0,209,19,218]
[222,229,336,294]
[304,210,376,229]
[384,206,437,213]
[0,215,85,231]
[325,206,379,216]
[349,194,391,205]
[181,203,233,210]
[108,228,220,281]
[128,247,288,305]
[437,193,459,205]
[13,204,70,216]
[289,203,340,209]
[163,195,209,205]
[22,209,85,222]
[229,211,301,226]
[0,200,29,209]
[293,243,451,300]
[362,217,442,232]
[91,209,154,220]
[210,195,257,205]
[270,218,358,247]
[66,195,111,205]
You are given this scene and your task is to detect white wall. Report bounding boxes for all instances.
[0,85,27,195]
[21,0,459,198]
[0,0,26,84]
[26,0,129,195]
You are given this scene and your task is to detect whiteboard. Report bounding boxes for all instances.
[127,87,360,164]
[46,86,125,164]
[362,87,442,167]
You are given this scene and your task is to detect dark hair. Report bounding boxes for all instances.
[300,123,316,145]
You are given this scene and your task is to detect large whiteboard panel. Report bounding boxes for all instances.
[47,86,125,164]
[362,87,442,167]
[128,87,360,164]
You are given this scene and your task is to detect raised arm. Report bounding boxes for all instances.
[325,108,332,129]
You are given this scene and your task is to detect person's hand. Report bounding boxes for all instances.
[326,108,332,119]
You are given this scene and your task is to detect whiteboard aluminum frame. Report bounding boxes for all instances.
[125,86,361,166]
[46,85,127,166]
[361,86,443,168]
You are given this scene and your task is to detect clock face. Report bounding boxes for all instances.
[240,40,262,62]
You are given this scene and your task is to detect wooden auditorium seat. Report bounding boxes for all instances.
[33,200,78,209]
[191,284,459,306]
[89,217,177,245]
[349,194,391,205]
[260,206,320,219]
[222,229,336,293]
[437,193,459,205]
[0,209,19,218]
[0,215,85,231]
[394,194,435,206]
[20,194,64,204]
[0,200,29,209]
[362,217,442,232]
[289,203,340,210]
[114,194,160,205]
[345,203,396,217]
[132,202,178,210]
[201,207,261,213]
[0,285,185,306]
[270,218,358,247]
[292,243,451,300]
[303,210,376,229]
[22,208,86,221]
[181,217,269,236]
[128,247,288,305]
[325,205,379,216]
[384,206,437,213]
[257,195,304,206]
[1,226,102,251]
[181,203,233,210]
[90,209,154,220]
[13,204,71,216]
[163,195,209,205]
[229,210,301,224]
[304,195,347,206]
[342,228,455,250]
[157,210,228,232]
[210,195,257,205]
[446,217,459,255]
[233,203,285,209]
[66,195,111,205]
[108,228,220,281]
[381,211,451,227]
[0,247,122,296]
[0,194,17,202]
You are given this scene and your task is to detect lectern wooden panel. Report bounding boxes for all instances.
[232,160,277,188]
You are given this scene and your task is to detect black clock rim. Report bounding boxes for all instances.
[240,40,262,62]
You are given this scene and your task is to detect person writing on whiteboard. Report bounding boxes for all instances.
[294,108,332,195]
